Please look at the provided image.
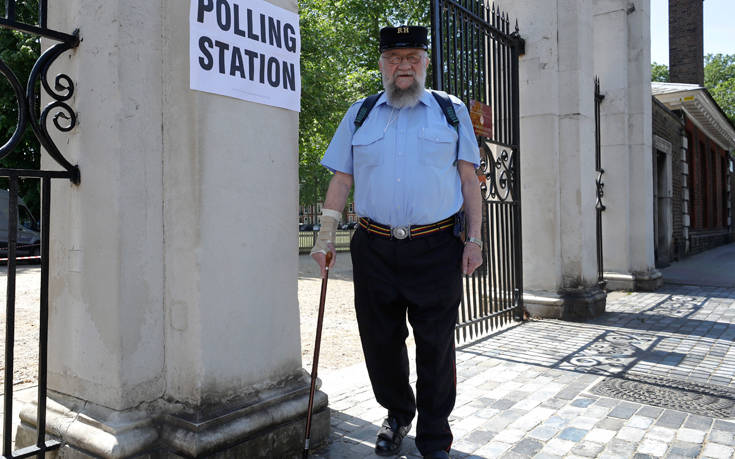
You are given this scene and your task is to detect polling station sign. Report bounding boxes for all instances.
[190,0,301,112]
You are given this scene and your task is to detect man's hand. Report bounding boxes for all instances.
[311,244,336,279]
[310,209,340,278]
[462,242,483,276]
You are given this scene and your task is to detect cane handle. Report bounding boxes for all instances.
[326,251,333,268]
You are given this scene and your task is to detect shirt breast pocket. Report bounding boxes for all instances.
[351,129,385,168]
[418,126,458,168]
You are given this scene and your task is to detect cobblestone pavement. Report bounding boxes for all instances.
[312,284,735,458]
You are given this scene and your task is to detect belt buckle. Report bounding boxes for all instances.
[391,226,410,240]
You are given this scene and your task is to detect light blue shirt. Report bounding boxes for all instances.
[321,90,480,227]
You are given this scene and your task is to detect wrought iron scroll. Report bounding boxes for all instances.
[479,141,516,203]
[594,77,606,288]
[1,1,79,457]
[431,0,524,344]
[0,1,80,183]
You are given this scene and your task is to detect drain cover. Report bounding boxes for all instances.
[590,373,735,418]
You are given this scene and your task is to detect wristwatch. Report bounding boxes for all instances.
[466,237,483,249]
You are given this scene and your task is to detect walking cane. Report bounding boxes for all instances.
[303,251,333,458]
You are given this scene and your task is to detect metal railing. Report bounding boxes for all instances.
[595,77,606,288]
[1,1,79,456]
[298,230,356,254]
[431,0,524,344]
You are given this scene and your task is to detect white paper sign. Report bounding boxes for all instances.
[190,0,301,112]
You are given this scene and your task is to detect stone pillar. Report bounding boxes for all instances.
[593,0,662,291]
[498,0,605,320]
[15,1,328,457]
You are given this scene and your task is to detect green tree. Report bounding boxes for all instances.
[298,0,428,220]
[651,62,669,82]
[0,0,41,217]
[651,55,735,127]
[704,53,735,126]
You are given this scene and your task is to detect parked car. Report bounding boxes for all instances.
[299,223,313,231]
[0,189,41,257]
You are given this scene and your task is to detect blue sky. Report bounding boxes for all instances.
[651,0,735,65]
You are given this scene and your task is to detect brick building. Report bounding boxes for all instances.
[648,0,735,267]
[652,83,735,266]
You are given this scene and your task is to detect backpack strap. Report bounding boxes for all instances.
[430,90,462,164]
[430,90,460,131]
[354,92,383,129]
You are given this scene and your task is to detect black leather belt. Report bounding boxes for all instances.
[358,216,455,240]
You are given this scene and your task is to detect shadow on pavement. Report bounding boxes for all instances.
[459,285,735,390]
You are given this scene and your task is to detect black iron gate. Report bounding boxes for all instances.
[594,77,606,288]
[1,1,79,457]
[430,0,524,343]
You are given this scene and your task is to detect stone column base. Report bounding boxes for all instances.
[15,374,329,458]
[604,269,663,291]
[524,286,607,321]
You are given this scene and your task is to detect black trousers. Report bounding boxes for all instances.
[350,226,463,455]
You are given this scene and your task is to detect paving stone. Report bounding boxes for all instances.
[543,416,568,429]
[637,438,669,456]
[491,399,517,410]
[493,429,525,444]
[626,415,654,429]
[473,441,511,457]
[667,440,702,458]
[636,406,663,418]
[528,424,560,441]
[541,438,576,456]
[570,398,596,408]
[708,429,735,446]
[540,398,568,410]
[675,427,706,443]
[465,429,495,446]
[533,453,563,459]
[655,409,687,428]
[603,438,637,457]
[594,398,619,408]
[616,426,646,442]
[645,425,676,443]
[558,427,588,442]
[608,402,640,419]
[584,428,616,444]
[570,441,604,457]
[684,414,713,430]
[714,419,735,432]
[701,443,735,458]
[568,416,598,430]
[595,417,624,431]
[511,438,543,456]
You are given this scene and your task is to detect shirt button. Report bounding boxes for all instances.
[397,178,401,182]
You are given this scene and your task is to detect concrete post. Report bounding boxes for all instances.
[497,0,605,319]
[15,1,328,457]
[593,0,662,290]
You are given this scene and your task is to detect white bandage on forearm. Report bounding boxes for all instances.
[310,209,340,255]
[320,208,342,222]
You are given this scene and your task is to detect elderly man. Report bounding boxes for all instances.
[311,25,482,459]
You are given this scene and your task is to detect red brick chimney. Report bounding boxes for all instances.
[668,0,704,85]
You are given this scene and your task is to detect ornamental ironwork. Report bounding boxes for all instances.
[431,0,524,343]
[0,0,80,183]
[1,1,79,457]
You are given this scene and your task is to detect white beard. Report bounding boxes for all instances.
[382,70,427,108]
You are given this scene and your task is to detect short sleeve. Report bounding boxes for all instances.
[454,101,481,168]
[320,101,362,175]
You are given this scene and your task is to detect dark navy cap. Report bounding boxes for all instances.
[379,25,429,52]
